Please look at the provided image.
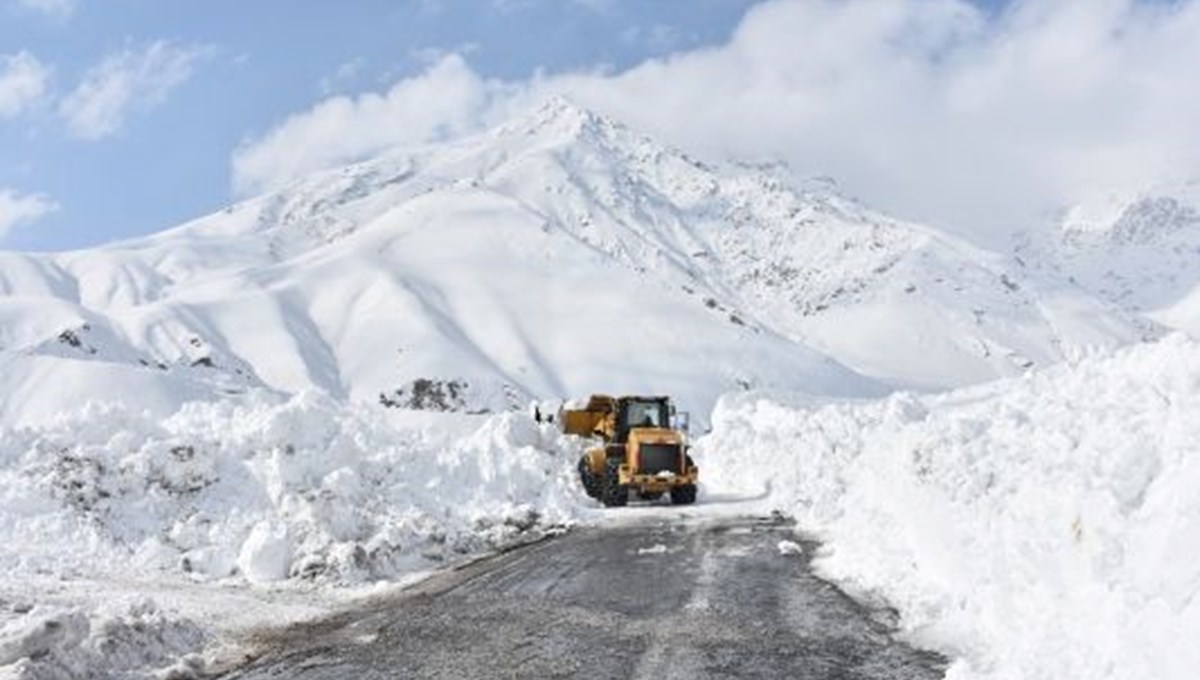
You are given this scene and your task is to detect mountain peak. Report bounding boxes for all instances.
[494,95,622,145]
[534,94,597,120]
[532,95,607,127]
[1061,191,1200,246]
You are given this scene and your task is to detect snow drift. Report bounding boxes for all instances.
[701,335,1200,680]
[0,396,589,677]
[0,394,582,586]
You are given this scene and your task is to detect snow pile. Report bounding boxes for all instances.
[701,335,1200,680]
[0,601,207,680]
[0,392,592,674]
[0,393,584,587]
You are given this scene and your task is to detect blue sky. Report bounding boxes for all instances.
[5,0,1197,252]
[0,0,772,250]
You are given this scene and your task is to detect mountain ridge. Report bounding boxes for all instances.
[0,99,1155,426]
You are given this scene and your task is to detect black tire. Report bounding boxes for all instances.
[578,456,601,499]
[639,490,664,501]
[670,484,697,505]
[601,461,629,507]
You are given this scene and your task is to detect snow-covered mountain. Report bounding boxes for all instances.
[1017,187,1200,336]
[0,99,1143,426]
[4,98,1198,680]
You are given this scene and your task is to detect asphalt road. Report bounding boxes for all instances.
[216,514,945,679]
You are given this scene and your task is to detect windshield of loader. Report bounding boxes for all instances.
[626,400,665,429]
[614,398,671,443]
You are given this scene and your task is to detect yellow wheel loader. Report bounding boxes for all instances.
[558,395,698,507]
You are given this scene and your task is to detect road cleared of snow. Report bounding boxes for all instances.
[215,515,944,679]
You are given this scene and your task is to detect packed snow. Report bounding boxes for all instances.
[701,334,1200,680]
[0,601,207,680]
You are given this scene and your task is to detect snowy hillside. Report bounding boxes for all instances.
[1017,187,1200,336]
[0,99,1144,427]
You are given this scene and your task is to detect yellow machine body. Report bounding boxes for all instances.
[564,395,698,506]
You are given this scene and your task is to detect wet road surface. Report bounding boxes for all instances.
[216,515,945,679]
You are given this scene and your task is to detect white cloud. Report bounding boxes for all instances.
[0,188,57,239]
[488,0,537,12]
[232,54,512,195]
[59,41,209,140]
[490,0,614,12]
[14,0,75,20]
[230,0,1200,243]
[620,24,685,53]
[319,58,366,95]
[570,0,617,13]
[0,51,50,118]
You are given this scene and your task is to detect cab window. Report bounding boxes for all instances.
[627,401,663,428]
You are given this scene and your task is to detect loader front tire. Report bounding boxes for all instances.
[578,456,601,499]
[670,484,697,505]
[601,461,629,507]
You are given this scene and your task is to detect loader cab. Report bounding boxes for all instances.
[615,397,670,443]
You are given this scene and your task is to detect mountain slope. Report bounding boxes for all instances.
[1017,188,1200,336]
[0,99,1143,426]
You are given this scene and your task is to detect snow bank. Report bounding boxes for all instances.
[0,393,582,585]
[0,393,588,675]
[701,335,1200,680]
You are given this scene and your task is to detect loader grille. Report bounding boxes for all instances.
[638,444,682,475]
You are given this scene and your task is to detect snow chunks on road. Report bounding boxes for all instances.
[699,334,1200,680]
[0,601,208,680]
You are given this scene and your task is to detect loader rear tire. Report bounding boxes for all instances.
[601,461,629,507]
[670,484,697,505]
